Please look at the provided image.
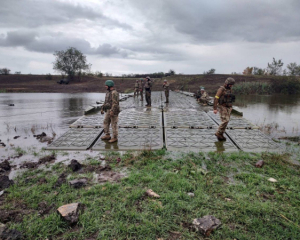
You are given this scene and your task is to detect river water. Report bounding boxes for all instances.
[235,94,300,137]
[0,93,105,157]
[1,93,300,157]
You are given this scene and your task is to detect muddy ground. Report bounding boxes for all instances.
[0,74,278,95]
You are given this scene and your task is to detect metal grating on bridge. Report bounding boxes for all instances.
[92,127,163,151]
[47,91,282,153]
[47,128,102,150]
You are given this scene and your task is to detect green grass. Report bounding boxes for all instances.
[2,150,300,239]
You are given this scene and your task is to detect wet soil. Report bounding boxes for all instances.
[0,74,279,95]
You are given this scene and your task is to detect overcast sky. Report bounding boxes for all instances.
[0,0,300,75]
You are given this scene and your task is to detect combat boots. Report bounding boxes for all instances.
[108,137,118,143]
[101,134,111,140]
[215,132,226,141]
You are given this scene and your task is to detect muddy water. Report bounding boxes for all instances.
[235,94,300,137]
[0,93,105,158]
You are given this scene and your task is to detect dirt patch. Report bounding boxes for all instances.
[0,176,14,191]
[53,173,67,188]
[168,231,182,240]
[83,164,111,174]
[0,160,11,172]
[38,154,56,164]
[38,201,56,216]
[98,171,124,183]
[20,162,39,169]
[0,209,32,223]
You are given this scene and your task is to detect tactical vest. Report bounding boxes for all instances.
[163,83,169,91]
[145,80,152,90]
[218,86,235,107]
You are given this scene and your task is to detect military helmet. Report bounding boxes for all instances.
[136,80,139,82]
[164,79,167,82]
[225,77,235,85]
[146,76,151,80]
[201,87,205,90]
[105,80,114,87]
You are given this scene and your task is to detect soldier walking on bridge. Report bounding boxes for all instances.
[213,78,235,141]
[163,79,170,103]
[134,79,140,98]
[100,80,120,143]
[145,76,152,107]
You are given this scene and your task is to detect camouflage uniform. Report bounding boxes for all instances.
[214,86,233,135]
[163,81,170,103]
[134,82,140,97]
[199,90,209,104]
[145,79,152,106]
[102,89,120,139]
[140,80,144,101]
[195,89,201,102]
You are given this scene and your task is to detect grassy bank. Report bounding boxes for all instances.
[1,147,300,239]
[234,76,300,95]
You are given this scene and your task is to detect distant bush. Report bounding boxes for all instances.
[45,73,52,80]
[203,68,215,75]
[234,77,300,95]
[272,76,300,94]
[0,68,11,75]
[15,71,21,75]
[234,82,273,95]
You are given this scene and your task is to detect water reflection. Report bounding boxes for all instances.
[0,93,105,156]
[235,94,300,136]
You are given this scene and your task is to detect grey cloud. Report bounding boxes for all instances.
[128,0,300,43]
[0,30,127,58]
[0,0,131,29]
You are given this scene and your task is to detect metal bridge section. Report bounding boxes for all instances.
[47,91,283,152]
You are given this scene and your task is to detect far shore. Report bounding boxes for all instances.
[1,74,297,95]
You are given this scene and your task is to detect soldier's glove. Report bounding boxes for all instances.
[101,110,104,115]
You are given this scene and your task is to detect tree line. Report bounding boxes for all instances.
[242,58,300,76]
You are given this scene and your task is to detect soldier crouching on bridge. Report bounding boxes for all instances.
[199,87,209,105]
[101,80,120,143]
[163,79,170,103]
[213,78,235,141]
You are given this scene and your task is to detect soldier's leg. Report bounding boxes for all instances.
[140,90,143,101]
[165,91,169,103]
[101,113,111,140]
[145,91,149,105]
[149,91,151,106]
[217,106,231,134]
[108,115,118,143]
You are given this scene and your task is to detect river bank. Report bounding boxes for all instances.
[1,146,300,239]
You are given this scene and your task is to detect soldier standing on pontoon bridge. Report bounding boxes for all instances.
[100,80,120,143]
[213,77,235,141]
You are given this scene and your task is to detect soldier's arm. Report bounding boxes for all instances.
[213,88,223,110]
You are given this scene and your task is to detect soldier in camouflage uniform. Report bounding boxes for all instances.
[100,80,120,143]
[199,87,209,105]
[140,78,144,101]
[213,78,235,141]
[134,80,140,98]
[145,76,152,107]
[195,86,202,102]
[163,79,170,103]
